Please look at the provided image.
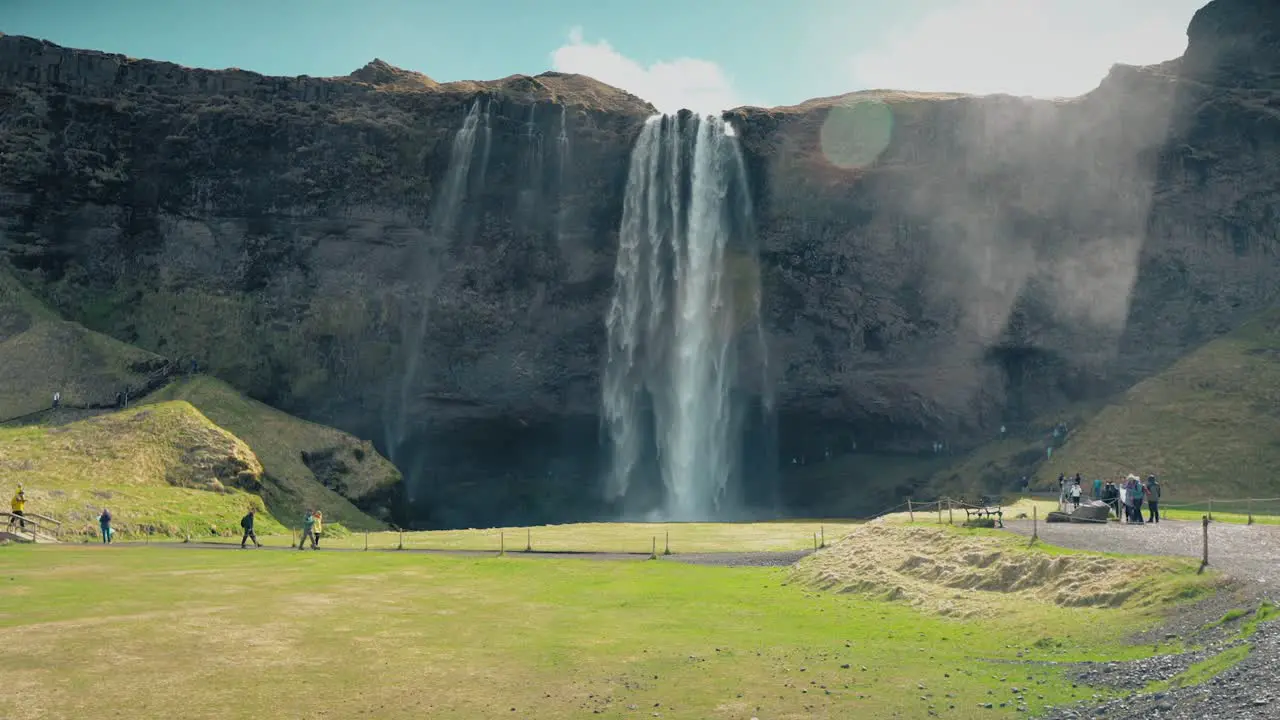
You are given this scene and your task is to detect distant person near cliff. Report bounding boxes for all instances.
[8,485,27,530]
[311,511,323,549]
[98,508,113,544]
[298,510,316,550]
[240,508,261,548]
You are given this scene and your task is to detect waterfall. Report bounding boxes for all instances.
[516,104,544,225]
[385,98,486,463]
[602,113,762,520]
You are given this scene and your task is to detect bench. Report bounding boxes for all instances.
[959,500,1004,528]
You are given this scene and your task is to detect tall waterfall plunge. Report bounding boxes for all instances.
[602,113,770,521]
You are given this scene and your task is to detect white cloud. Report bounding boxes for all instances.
[848,0,1207,98]
[550,27,741,114]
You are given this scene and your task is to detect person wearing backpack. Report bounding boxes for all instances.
[240,508,261,549]
[297,510,316,550]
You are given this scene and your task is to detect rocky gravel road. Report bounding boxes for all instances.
[999,520,1280,720]
[1002,519,1280,593]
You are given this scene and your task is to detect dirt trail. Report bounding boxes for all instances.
[1001,519,1280,595]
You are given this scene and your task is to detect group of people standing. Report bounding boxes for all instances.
[1058,472,1162,523]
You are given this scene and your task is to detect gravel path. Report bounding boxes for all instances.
[998,520,1280,720]
[1002,519,1280,592]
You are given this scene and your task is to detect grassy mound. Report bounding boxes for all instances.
[1043,310,1280,501]
[145,377,398,530]
[0,270,166,420]
[0,402,284,538]
[794,524,1217,617]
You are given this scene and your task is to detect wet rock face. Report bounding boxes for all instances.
[2,0,1279,525]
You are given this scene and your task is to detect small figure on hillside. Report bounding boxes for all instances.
[1000,425,1007,438]
[8,484,27,530]
[52,391,60,409]
[115,392,124,408]
[311,510,323,549]
[1145,475,1162,524]
[1069,478,1082,509]
[190,358,199,375]
[240,508,261,548]
[297,510,316,550]
[98,508,113,544]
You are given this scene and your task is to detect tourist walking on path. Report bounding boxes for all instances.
[1092,477,1102,500]
[1069,478,1082,509]
[98,508,113,544]
[1145,476,1161,523]
[298,510,316,550]
[240,508,261,548]
[8,484,26,530]
[310,510,323,549]
[52,391,60,409]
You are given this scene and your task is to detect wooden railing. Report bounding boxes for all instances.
[1,511,61,542]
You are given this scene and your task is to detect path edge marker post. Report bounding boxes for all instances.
[663,530,671,556]
[908,499,915,523]
[1031,505,1039,545]
[1199,515,1210,574]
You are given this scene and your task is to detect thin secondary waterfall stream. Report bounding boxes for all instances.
[602,113,761,520]
[386,99,488,463]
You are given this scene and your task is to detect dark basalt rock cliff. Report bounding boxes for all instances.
[1,0,1276,525]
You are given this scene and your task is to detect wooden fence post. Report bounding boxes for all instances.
[948,500,954,525]
[908,499,915,523]
[1032,505,1039,543]
[500,531,505,556]
[820,525,825,548]
[650,536,657,560]
[397,530,404,551]
[813,532,818,551]
[1199,515,1210,573]
[1208,499,1214,522]
[525,529,532,552]
[1247,499,1254,526]
[364,532,369,551]
[937,501,943,524]
[664,530,671,555]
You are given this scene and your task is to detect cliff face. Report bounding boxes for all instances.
[2,0,1277,524]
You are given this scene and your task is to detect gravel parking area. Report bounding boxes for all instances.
[999,520,1280,720]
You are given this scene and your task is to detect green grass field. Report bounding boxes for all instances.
[0,537,1216,720]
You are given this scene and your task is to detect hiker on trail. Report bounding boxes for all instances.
[1092,477,1102,500]
[1145,476,1161,524]
[240,508,261,548]
[8,485,26,530]
[1058,473,1066,501]
[311,511,323,549]
[98,508,113,544]
[298,510,316,550]
[52,391,60,409]
[1069,478,1082,509]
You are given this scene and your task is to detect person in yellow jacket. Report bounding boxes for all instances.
[9,484,27,530]
[311,511,323,549]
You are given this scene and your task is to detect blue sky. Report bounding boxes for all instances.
[5,0,1208,112]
